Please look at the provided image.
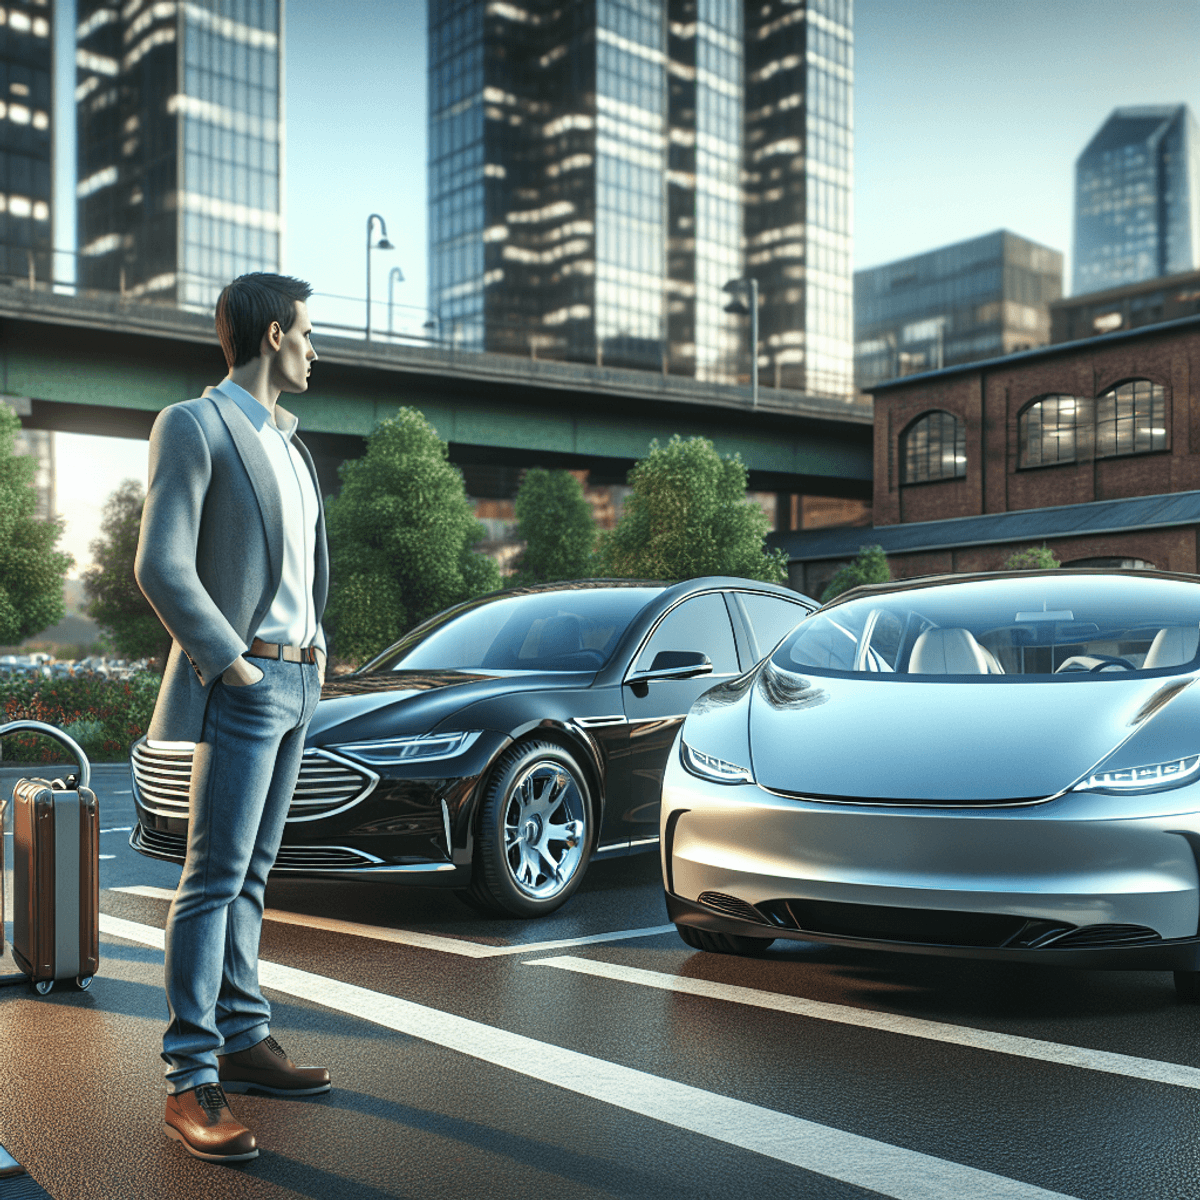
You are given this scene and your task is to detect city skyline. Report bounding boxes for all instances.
[41,0,1200,578]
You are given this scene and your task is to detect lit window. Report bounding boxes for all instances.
[902,411,966,484]
[1095,379,1167,458]
[1019,395,1090,467]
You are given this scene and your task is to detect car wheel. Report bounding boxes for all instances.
[674,922,774,956]
[467,740,594,917]
[1174,971,1200,1003]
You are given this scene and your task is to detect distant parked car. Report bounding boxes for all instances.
[662,569,1200,1002]
[130,577,815,916]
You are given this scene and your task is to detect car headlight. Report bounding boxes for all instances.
[336,731,482,766]
[680,738,754,785]
[1075,753,1200,794]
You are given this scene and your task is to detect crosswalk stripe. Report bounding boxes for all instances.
[531,955,1200,1091]
[108,886,674,957]
[97,913,1076,1200]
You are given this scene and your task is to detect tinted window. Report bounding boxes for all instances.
[772,575,1200,681]
[369,588,661,672]
[735,592,812,660]
[635,593,739,675]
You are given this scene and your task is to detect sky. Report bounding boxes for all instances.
[46,0,1200,579]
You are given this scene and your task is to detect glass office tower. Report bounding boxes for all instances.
[0,1,52,284]
[76,0,283,308]
[854,230,1062,391]
[1074,105,1200,296]
[428,0,854,397]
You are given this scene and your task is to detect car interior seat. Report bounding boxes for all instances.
[1143,625,1200,669]
[908,627,991,674]
[537,615,584,660]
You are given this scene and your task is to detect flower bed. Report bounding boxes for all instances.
[0,673,160,764]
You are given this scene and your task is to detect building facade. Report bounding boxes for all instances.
[1074,105,1200,297]
[773,315,1200,597]
[854,230,1063,393]
[1051,267,1200,344]
[427,0,853,397]
[0,1,52,286]
[76,0,284,309]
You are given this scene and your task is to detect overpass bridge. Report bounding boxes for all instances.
[0,287,871,509]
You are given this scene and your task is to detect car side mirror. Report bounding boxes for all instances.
[627,650,713,685]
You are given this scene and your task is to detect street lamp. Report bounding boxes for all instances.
[365,213,394,341]
[387,266,406,338]
[723,276,759,409]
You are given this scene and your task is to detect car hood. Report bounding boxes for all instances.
[308,668,590,744]
[749,661,1195,802]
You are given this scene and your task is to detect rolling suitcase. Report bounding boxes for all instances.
[0,720,99,993]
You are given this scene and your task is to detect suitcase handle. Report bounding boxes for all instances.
[0,721,91,790]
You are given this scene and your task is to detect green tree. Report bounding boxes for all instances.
[510,468,596,586]
[0,404,72,644]
[82,479,172,670]
[820,544,891,603]
[597,435,786,584]
[324,408,502,664]
[1002,544,1061,571]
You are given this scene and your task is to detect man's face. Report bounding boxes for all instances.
[270,300,317,394]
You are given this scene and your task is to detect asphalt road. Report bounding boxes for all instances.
[3,763,1200,1199]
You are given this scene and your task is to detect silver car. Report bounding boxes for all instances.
[661,569,1200,1002]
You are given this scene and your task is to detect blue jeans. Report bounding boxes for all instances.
[161,655,320,1094]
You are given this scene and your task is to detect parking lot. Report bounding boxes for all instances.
[3,762,1200,1199]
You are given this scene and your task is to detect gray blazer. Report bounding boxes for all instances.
[135,389,330,742]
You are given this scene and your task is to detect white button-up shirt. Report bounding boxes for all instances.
[215,379,325,654]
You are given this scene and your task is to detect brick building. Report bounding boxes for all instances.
[772,313,1200,598]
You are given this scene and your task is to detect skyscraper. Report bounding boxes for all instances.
[0,1,52,285]
[1074,105,1200,296]
[427,0,854,398]
[854,231,1062,392]
[76,0,284,309]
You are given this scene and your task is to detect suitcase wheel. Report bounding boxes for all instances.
[75,976,93,991]
[33,979,53,995]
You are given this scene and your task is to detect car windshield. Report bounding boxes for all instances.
[773,574,1200,680]
[365,588,662,673]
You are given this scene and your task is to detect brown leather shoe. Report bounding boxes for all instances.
[164,1083,258,1162]
[218,1035,331,1096]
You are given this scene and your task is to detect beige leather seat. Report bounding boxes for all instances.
[908,627,991,674]
[1143,625,1200,669]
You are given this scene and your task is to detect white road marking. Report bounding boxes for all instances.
[100,826,133,834]
[99,855,115,860]
[109,887,673,957]
[532,956,1200,1092]
[97,914,1076,1200]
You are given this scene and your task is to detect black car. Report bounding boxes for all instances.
[130,577,815,915]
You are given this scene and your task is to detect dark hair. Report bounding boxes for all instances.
[215,272,313,369]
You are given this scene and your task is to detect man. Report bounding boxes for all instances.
[136,273,332,1163]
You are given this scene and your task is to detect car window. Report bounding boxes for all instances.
[635,593,739,675]
[368,588,662,672]
[735,592,813,661]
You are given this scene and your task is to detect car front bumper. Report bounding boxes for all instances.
[661,761,1200,970]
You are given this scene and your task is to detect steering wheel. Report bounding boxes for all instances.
[1088,654,1136,672]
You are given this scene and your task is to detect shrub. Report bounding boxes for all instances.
[1002,544,1060,571]
[597,435,786,584]
[510,469,596,585]
[0,673,160,764]
[821,545,891,603]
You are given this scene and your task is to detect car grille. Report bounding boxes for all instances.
[130,823,385,871]
[1048,924,1162,948]
[698,891,771,924]
[131,741,377,823]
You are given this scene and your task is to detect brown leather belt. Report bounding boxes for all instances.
[246,638,318,664]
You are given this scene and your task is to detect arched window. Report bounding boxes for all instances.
[1095,379,1167,458]
[1018,395,1091,468]
[901,411,965,484]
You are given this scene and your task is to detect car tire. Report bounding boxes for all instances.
[466,739,595,918]
[675,922,774,956]
[1174,970,1200,1003]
